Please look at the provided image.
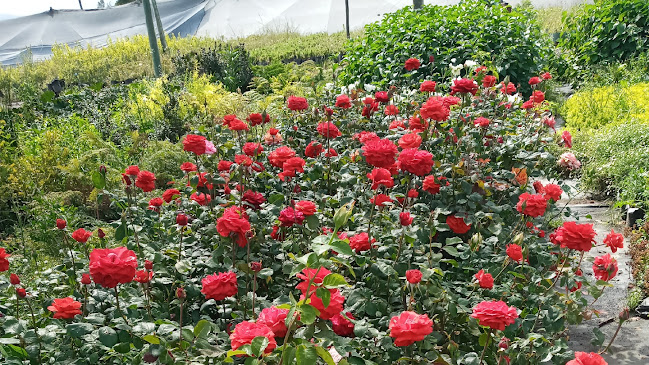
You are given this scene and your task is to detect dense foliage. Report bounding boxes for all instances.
[340,0,554,94]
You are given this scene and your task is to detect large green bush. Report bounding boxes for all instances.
[560,0,649,65]
[340,0,554,93]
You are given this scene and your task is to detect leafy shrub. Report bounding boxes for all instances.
[238,31,351,64]
[562,82,649,131]
[560,0,649,65]
[340,0,554,93]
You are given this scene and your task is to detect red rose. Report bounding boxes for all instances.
[182,134,207,155]
[335,94,352,109]
[384,105,399,116]
[218,160,234,172]
[317,122,342,138]
[257,306,289,337]
[135,170,156,192]
[592,254,618,281]
[404,58,421,71]
[331,312,355,337]
[562,130,572,148]
[235,155,252,167]
[89,247,138,288]
[228,118,249,131]
[367,168,394,190]
[148,197,164,211]
[47,297,82,319]
[10,273,20,285]
[408,116,427,131]
[398,148,434,176]
[278,157,305,181]
[190,192,211,206]
[16,288,26,298]
[482,75,497,87]
[296,267,331,295]
[242,190,266,210]
[506,244,523,262]
[474,269,494,289]
[500,82,517,95]
[362,138,398,168]
[217,206,251,247]
[354,131,380,144]
[242,142,264,157]
[399,212,413,226]
[362,100,379,117]
[305,141,324,158]
[567,352,608,365]
[230,321,277,354]
[516,193,547,217]
[145,260,153,271]
[390,120,406,129]
[398,133,422,149]
[374,91,389,103]
[287,96,309,111]
[531,90,545,103]
[247,113,264,126]
[278,207,304,227]
[349,232,375,253]
[201,271,238,301]
[125,165,140,176]
[176,213,189,226]
[71,228,93,243]
[521,100,535,109]
[473,117,490,128]
[268,146,296,168]
[603,230,624,253]
[553,222,596,252]
[371,194,392,206]
[389,311,433,347]
[81,273,92,285]
[295,200,317,216]
[528,76,541,85]
[223,114,237,126]
[542,183,563,201]
[304,288,345,320]
[406,269,422,284]
[450,78,478,95]
[447,215,471,234]
[420,97,450,121]
[419,80,436,92]
[422,175,441,194]
[471,300,518,331]
[56,219,67,230]
[162,189,180,203]
[134,269,152,283]
[541,72,552,80]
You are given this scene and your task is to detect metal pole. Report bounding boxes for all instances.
[151,0,168,53]
[78,0,84,10]
[345,0,350,39]
[143,0,162,77]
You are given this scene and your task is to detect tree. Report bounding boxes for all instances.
[97,0,105,8]
[115,0,137,5]
[413,0,423,9]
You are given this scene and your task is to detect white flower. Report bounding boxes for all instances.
[464,60,477,68]
[364,84,377,92]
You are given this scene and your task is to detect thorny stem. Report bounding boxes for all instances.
[602,320,623,353]
[179,297,188,356]
[25,298,43,364]
[114,286,128,324]
[479,330,492,365]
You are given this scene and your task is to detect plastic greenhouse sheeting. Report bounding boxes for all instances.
[0,0,591,66]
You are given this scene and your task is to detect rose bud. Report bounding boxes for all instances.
[176,213,188,226]
[498,337,510,349]
[56,219,67,230]
[250,262,262,273]
[176,287,186,299]
[81,273,92,285]
[99,165,107,174]
[619,307,630,322]
[97,228,105,239]
[16,288,26,298]
[143,353,158,363]
[145,260,153,271]
[10,273,20,285]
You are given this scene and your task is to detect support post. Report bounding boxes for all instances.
[151,0,168,53]
[143,0,162,77]
[345,0,350,39]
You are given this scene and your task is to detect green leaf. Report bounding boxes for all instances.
[250,336,269,357]
[443,246,459,256]
[193,320,212,339]
[114,223,126,241]
[306,215,319,231]
[142,335,160,345]
[98,327,118,347]
[91,170,106,190]
[67,323,94,338]
[296,344,318,365]
[298,303,318,324]
[315,345,336,365]
[330,240,354,256]
[316,287,331,308]
[322,273,348,289]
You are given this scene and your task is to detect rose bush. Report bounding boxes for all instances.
[0,61,618,365]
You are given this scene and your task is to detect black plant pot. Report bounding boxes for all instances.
[627,207,646,227]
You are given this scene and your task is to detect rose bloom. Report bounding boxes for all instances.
[482,75,497,87]
[521,100,535,109]
[331,312,355,337]
[279,157,305,181]
[176,213,189,226]
[305,141,324,158]
[529,76,541,85]
[134,269,153,283]
[202,271,238,301]
[295,200,317,216]
[420,97,450,121]
[384,105,399,116]
[562,130,573,148]
[450,78,478,95]
[348,232,375,253]
[257,306,289,338]
[398,133,422,149]
[420,80,436,92]
[404,58,421,71]
[230,321,277,354]
[389,311,433,347]
[335,94,352,109]
[471,300,518,331]
[390,119,406,129]
[89,247,138,288]
[603,230,624,253]
[317,122,342,138]
[135,170,156,192]
[362,100,379,117]
[296,267,331,295]
[81,273,92,285]
[362,138,398,168]
[305,288,345,320]
[278,206,305,227]
[71,228,93,243]
[408,116,428,131]
[247,113,263,126]
[190,192,211,206]
[474,269,494,289]
[242,142,264,157]
[530,90,545,104]
[593,254,618,281]
[218,160,233,172]
[287,95,308,111]
[447,215,471,234]
[148,197,164,212]
[182,134,207,155]
[473,117,490,128]
[242,190,266,210]
[567,352,608,365]
[398,148,434,176]
[506,244,523,262]
[56,218,67,230]
[162,189,180,203]
[553,221,596,252]
[180,162,197,173]
[543,116,556,129]
[406,269,423,284]
[354,131,381,144]
[217,206,251,247]
[422,175,441,194]
[516,193,548,217]
[400,212,414,226]
[47,297,82,319]
[124,165,140,176]
[558,152,581,170]
[367,168,394,190]
[542,183,563,201]
[541,72,553,80]
[371,194,393,206]
[374,91,389,103]
[268,146,296,168]
[10,273,20,285]
[500,82,517,95]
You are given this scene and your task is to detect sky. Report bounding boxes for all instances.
[0,0,111,17]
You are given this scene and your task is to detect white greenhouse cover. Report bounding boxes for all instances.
[0,0,590,65]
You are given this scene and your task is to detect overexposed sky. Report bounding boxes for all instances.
[0,0,111,16]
